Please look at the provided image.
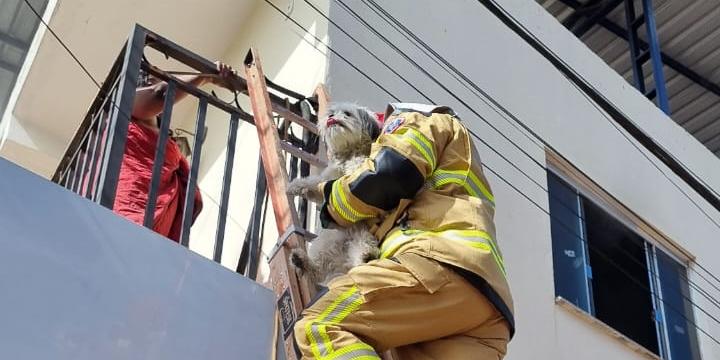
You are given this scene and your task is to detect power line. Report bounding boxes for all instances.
[359,0,720,291]
[310,0,718,307]
[474,0,720,288]
[22,0,101,88]
[270,0,720,347]
[262,0,399,102]
[302,0,575,226]
[316,0,720,308]
[25,0,720,347]
[355,0,720,307]
[359,0,720,319]
[485,0,720,206]
[569,77,720,299]
[330,0,720,312]
[327,0,622,246]
[333,0,549,173]
[349,0,720,343]
[358,0,544,150]
[263,0,720,346]
[299,0,431,104]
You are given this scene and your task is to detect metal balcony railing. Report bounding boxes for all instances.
[52,24,320,265]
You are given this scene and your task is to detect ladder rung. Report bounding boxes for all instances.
[280,141,326,168]
[632,16,645,29]
[645,88,657,100]
[636,49,651,64]
[271,104,320,135]
[267,226,318,261]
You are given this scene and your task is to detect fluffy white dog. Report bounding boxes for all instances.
[287,102,381,286]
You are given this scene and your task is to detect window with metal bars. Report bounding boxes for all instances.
[548,171,701,359]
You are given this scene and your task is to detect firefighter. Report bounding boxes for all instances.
[294,103,514,359]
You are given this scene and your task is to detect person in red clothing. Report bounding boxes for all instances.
[112,62,235,241]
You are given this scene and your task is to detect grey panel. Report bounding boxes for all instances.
[0,158,275,360]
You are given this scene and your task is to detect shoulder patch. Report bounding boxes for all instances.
[384,117,405,134]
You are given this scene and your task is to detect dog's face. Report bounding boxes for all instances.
[319,103,381,155]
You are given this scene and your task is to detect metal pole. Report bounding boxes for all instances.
[86,90,115,200]
[214,114,240,263]
[96,25,146,209]
[624,0,646,93]
[143,82,177,228]
[179,98,208,247]
[642,0,670,114]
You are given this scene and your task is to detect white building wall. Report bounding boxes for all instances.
[0,0,257,177]
[183,0,330,279]
[0,0,330,279]
[322,0,720,359]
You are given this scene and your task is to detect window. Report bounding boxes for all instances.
[548,171,700,360]
[0,0,49,120]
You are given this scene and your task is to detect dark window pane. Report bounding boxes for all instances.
[583,198,659,354]
[657,250,701,360]
[548,172,592,312]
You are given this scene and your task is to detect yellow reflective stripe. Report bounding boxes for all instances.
[429,172,475,195]
[487,238,506,275]
[306,286,365,358]
[398,128,436,169]
[428,169,495,205]
[324,343,380,360]
[380,229,506,275]
[330,181,373,223]
[443,230,506,275]
[379,228,421,259]
[467,170,495,204]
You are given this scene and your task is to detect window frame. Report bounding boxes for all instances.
[546,150,693,264]
[546,150,699,359]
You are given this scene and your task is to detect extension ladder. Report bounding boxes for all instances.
[243,48,327,359]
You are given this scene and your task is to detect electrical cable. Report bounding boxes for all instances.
[260,0,720,345]
[25,0,720,346]
[331,0,720,312]
[358,0,720,290]
[474,0,720,289]
[351,0,720,302]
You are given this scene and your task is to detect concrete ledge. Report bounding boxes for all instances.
[556,296,660,360]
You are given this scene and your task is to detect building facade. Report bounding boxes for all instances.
[1,0,719,359]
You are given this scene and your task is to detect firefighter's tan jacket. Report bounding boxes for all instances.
[319,103,515,334]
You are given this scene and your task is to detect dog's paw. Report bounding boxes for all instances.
[286,180,307,197]
[362,248,380,263]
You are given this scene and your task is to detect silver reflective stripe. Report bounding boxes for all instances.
[332,348,380,360]
[312,325,328,357]
[380,229,506,276]
[401,129,436,167]
[379,229,422,258]
[331,181,372,223]
[310,290,363,357]
[427,170,495,205]
[442,231,493,250]
[326,291,362,323]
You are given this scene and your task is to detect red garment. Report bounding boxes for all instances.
[113,122,202,242]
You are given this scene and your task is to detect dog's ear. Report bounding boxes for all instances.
[358,108,381,140]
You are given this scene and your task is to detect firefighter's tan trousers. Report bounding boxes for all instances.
[294,252,510,359]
